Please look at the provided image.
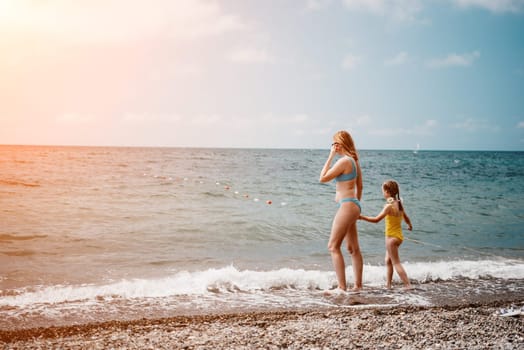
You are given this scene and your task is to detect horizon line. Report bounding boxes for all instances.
[1,143,523,152]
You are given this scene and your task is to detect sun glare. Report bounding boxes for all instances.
[0,0,16,17]
[0,0,27,24]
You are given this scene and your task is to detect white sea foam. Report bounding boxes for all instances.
[1,259,522,308]
[406,259,524,281]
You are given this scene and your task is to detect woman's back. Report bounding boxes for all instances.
[335,156,359,201]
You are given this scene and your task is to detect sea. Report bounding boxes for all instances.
[1,145,523,330]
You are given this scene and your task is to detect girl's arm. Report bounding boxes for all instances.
[359,205,390,224]
[402,210,413,231]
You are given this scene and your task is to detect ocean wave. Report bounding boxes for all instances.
[1,259,522,308]
[0,179,40,187]
[1,250,36,257]
[0,234,47,242]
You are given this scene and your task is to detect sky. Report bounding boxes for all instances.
[1,0,523,150]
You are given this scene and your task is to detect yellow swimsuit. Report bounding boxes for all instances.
[385,214,403,241]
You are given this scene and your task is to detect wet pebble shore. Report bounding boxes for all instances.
[1,304,523,349]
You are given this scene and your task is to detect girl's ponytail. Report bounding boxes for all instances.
[383,180,404,212]
[396,193,404,212]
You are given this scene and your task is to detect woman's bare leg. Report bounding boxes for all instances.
[345,220,363,290]
[328,214,349,290]
[330,202,361,290]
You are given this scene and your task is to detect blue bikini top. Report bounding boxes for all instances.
[335,157,357,182]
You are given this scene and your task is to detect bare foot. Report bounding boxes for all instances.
[323,288,346,296]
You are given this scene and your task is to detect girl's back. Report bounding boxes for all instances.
[385,200,403,241]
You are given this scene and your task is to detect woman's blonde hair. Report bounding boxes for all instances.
[333,130,359,161]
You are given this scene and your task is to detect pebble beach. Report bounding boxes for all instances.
[2,147,523,349]
[2,301,522,349]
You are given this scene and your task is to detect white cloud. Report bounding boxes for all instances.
[343,115,372,128]
[0,0,244,44]
[451,118,499,132]
[517,121,524,128]
[426,51,480,68]
[355,115,372,126]
[385,51,410,66]
[451,0,524,13]
[425,119,438,128]
[368,119,437,136]
[122,113,182,124]
[190,114,223,126]
[291,114,309,123]
[304,0,332,11]
[312,127,334,135]
[258,113,311,126]
[221,113,313,132]
[341,54,361,70]
[342,0,423,22]
[149,62,204,82]
[228,48,276,64]
[369,127,410,136]
[55,113,96,124]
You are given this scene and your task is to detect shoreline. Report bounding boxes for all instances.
[2,300,522,349]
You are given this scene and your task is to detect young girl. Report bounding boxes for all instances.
[359,180,413,289]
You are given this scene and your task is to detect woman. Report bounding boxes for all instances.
[319,130,363,291]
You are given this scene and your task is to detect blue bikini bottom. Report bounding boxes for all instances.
[338,197,361,212]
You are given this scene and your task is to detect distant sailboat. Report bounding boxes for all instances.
[413,143,420,155]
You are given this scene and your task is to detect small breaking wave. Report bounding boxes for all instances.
[0,234,47,242]
[0,179,40,187]
[1,259,522,308]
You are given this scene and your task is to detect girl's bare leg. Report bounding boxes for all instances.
[386,237,411,289]
[385,250,393,289]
